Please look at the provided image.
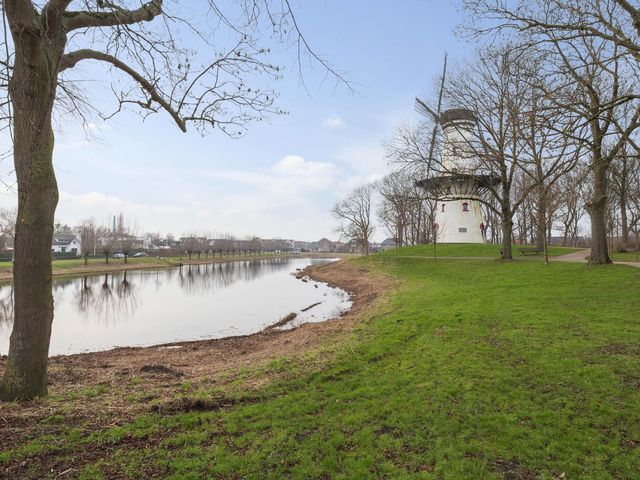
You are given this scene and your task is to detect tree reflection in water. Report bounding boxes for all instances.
[1,258,347,356]
[90,272,139,324]
[2,257,316,330]
[0,285,14,338]
[178,258,291,295]
[77,276,94,315]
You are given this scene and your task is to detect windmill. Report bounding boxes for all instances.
[414,54,499,244]
[415,53,447,172]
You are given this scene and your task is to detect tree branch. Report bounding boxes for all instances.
[59,48,186,131]
[64,0,163,31]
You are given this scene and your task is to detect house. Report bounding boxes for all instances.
[316,238,336,253]
[380,238,401,251]
[51,234,81,256]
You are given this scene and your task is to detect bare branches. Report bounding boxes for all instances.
[332,184,375,255]
[60,48,186,131]
[64,0,162,31]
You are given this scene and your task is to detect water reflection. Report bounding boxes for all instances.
[0,258,351,355]
[177,258,291,295]
[0,285,13,332]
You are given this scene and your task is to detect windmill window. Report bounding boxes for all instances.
[462,202,469,212]
[441,203,446,213]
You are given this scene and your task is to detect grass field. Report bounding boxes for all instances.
[612,251,640,262]
[1,250,639,478]
[377,243,582,258]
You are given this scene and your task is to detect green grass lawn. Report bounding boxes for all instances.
[2,255,639,478]
[612,251,640,262]
[378,243,582,258]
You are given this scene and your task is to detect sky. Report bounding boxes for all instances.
[0,0,472,242]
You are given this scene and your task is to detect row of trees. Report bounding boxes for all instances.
[445,0,640,263]
[0,210,283,264]
[331,176,432,254]
[374,2,640,262]
[334,1,640,261]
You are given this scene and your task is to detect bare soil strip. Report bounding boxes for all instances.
[0,259,393,461]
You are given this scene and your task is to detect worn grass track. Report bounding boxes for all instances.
[1,252,639,479]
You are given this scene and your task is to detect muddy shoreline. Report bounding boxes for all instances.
[0,258,393,471]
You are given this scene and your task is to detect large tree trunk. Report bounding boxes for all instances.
[501,204,514,260]
[587,163,612,265]
[620,193,629,249]
[501,219,514,260]
[535,186,546,251]
[0,31,61,400]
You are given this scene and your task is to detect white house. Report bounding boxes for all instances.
[51,234,81,256]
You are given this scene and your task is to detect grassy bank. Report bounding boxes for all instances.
[1,251,639,478]
[0,252,294,283]
[377,243,581,258]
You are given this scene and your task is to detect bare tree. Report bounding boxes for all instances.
[555,167,589,246]
[77,219,97,265]
[332,184,375,255]
[515,70,582,262]
[0,0,346,400]
[628,161,640,259]
[444,46,548,259]
[609,147,640,249]
[426,43,587,260]
[462,0,640,264]
[97,226,114,265]
[464,0,640,64]
[377,171,434,246]
[181,235,198,260]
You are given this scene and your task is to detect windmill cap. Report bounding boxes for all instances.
[439,108,477,126]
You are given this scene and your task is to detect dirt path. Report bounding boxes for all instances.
[0,259,394,466]
[551,249,591,263]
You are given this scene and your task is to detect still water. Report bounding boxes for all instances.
[0,257,351,356]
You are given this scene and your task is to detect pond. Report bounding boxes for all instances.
[0,257,351,356]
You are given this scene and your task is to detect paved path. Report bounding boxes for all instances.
[552,249,591,263]
[552,249,640,268]
[391,250,640,268]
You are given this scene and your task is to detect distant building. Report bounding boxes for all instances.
[52,234,81,256]
[381,238,401,251]
[317,238,335,252]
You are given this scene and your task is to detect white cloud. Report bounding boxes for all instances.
[322,114,346,129]
[336,144,387,176]
[201,155,338,194]
[49,155,342,238]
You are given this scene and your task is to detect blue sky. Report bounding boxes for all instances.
[1,0,471,241]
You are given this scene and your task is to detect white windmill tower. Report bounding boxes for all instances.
[414,65,498,243]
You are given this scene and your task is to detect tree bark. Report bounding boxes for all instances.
[620,192,629,249]
[0,25,62,400]
[501,205,514,260]
[536,185,547,251]
[587,163,613,265]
